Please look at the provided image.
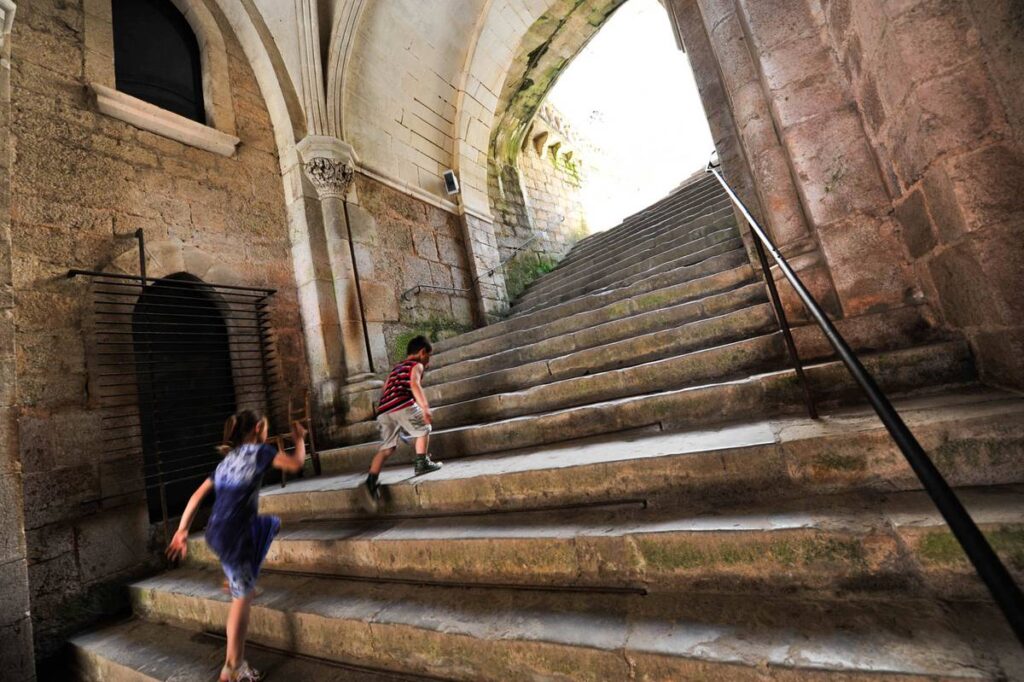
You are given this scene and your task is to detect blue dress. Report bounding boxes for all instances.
[205,443,280,598]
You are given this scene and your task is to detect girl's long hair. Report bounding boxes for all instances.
[218,409,264,455]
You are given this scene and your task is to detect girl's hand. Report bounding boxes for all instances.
[421,407,433,425]
[166,529,189,561]
[291,420,307,441]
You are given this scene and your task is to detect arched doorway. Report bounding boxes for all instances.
[132,273,236,522]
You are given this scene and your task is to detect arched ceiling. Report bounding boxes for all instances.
[210,0,652,214]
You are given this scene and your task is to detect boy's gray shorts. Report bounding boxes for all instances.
[377,404,431,449]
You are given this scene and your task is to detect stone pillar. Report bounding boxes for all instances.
[0,3,36,679]
[687,0,842,322]
[459,207,508,325]
[297,136,381,423]
[732,0,915,325]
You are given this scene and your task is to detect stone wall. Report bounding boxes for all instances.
[0,2,35,678]
[9,0,304,660]
[820,0,1024,388]
[488,104,588,300]
[348,174,477,365]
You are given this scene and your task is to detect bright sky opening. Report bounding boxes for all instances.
[547,0,714,233]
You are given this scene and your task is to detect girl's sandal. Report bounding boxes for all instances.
[220,660,263,682]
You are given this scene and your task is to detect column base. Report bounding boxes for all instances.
[338,375,384,424]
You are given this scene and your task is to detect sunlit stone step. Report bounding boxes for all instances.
[127,568,1019,680]
[262,388,1021,521]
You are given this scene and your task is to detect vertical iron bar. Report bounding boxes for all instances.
[342,199,375,374]
[708,163,1024,645]
[708,172,816,419]
[749,231,818,420]
[136,229,171,544]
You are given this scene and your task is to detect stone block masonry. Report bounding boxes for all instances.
[7,0,306,662]
[347,174,477,367]
[819,0,1024,388]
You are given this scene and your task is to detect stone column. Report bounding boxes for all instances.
[0,3,36,679]
[297,136,381,424]
[688,0,842,322]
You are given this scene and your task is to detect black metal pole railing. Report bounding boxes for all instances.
[706,158,1024,645]
[400,233,542,301]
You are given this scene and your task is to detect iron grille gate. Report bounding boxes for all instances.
[69,261,283,539]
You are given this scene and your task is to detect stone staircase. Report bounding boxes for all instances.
[72,176,1024,680]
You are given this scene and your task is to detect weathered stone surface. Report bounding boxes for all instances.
[895,188,938,258]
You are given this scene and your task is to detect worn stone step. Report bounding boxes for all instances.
[429,283,768,392]
[516,228,743,315]
[517,216,739,306]
[431,328,785,428]
[261,390,1024,521]
[191,486,1024,600]
[562,176,723,264]
[432,261,757,369]
[514,236,747,315]
[528,202,736,297]
[70,619,405,681]
[435,249,752,357]
[523,196,735,299]
[303,341,975,478]
[129,568,1019,680]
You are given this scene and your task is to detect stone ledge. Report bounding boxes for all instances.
[90,83,240,158]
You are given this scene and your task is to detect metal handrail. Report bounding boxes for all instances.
[400,233,542,301]
[706,156,1024,644]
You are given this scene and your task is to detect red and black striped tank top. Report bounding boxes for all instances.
[377,359,421,414]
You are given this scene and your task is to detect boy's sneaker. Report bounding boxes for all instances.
[414,454,443,476]
[361,477,381,512]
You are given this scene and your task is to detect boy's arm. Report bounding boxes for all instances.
[166,477,214,561]
[410,364,432,424]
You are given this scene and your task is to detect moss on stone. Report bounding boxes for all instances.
[638,535,866,571]
[390,315,473,364]
[813,451,868,472]
[919,526,1024,568]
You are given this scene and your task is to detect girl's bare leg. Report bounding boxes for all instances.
[222,594,253,677]
[415,433,429,456]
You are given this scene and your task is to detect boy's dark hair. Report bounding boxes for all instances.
[406,335,432,356]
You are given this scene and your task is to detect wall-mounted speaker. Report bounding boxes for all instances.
[442,170,460,196]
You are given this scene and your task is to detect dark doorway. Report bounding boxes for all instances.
[133,274,236,522]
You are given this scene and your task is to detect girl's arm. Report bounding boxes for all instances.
[410,364,432,424]
[272,421,307,473]
[166,477,214,561]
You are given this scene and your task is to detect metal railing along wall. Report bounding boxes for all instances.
[706,156,1024,645]
[400,233,542,302]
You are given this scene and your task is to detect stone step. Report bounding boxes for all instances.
[261,389,1023,520]
[70,619,405,681]
[516,215,738,307]
[128,568,1020,680]
[432,260,757,369]
[562,176,722,264]
[303,341,975,478]
[430,328,785,428]
[513,236,748,315]
[515,227,742,314]
[528,201,736,297]
[523,195,734,298]
[433,249,752,357]
[428,282,768,387]
[190,486,1024,600]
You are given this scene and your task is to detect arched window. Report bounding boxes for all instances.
[111,0,205,123]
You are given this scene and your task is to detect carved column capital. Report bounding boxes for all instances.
[303,157,355,200]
